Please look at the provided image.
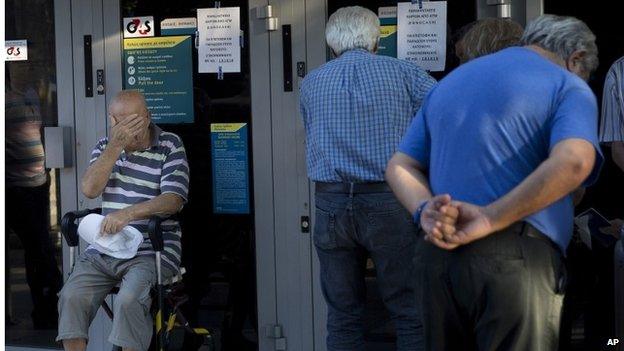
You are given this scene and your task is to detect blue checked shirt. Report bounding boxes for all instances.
[299,49,436,182]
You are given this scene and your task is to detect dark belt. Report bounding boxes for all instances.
[315,182,392,194]
[521,222,561,253]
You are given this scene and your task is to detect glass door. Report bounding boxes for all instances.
[5,0,75,348]
[100,1,276,349]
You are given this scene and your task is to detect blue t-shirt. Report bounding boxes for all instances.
[398,47,604,252]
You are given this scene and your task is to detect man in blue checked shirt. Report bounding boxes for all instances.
[299,6,437,350]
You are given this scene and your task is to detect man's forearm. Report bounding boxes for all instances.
[82,144,123,198]
[125,193,184,221]
[486,139,595,231]
[612,141,624,173]
[385,153,433,214]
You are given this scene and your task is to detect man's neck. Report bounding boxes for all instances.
[525,45,566,69]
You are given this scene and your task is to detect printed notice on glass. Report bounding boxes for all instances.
[211,123,250,214]
[123,36,194,124]
[397,1,447,72]
[197,7,241,73]
[378,7,397,58]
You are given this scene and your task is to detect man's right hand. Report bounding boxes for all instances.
[109,113,146,149]
[421,194,461,250]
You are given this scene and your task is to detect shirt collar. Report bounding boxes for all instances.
[339,48,371,57]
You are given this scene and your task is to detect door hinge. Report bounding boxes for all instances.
[257,5,279,31]
[265,324,287,350]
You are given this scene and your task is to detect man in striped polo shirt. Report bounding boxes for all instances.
[599,56,624,235]
[57,90,189,351]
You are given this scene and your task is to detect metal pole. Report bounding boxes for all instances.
[156,251,165,351]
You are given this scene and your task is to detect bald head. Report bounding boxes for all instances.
[109,90,149,123]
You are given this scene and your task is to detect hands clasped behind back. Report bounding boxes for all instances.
[421,195,497,250]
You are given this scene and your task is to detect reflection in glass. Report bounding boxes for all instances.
[120,1,258,350]
[5,0,64,348]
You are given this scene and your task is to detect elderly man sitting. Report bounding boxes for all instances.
[56,90,189,351]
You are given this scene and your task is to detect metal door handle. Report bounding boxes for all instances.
[84,35,93,97]
[282,25,293,92]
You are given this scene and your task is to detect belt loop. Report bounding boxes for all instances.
[349,182,354,198]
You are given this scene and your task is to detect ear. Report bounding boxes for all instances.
[566,50,589,80]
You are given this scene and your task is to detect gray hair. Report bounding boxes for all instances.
[521,14,598,73]
[326,6,380,56]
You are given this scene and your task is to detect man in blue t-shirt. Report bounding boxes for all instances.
[386,15,603,350]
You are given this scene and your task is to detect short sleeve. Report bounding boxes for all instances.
[89,138,108,165]
[599,70,624,143]
[160,135,190,202]
[299,89,308,128]
[549,87,604,186]
[398,108,431,169]
[408,66,437,108]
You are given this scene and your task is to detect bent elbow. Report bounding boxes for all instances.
[81,181,99,199]
[384,155,400,182]
[568,153,595,185]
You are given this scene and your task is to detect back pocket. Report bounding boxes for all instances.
[313,207,337,250]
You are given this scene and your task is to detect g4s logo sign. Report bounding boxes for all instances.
[4,40,28,61]
[7,46,21,56]
[127,19,151,35]
[123,16,155,38]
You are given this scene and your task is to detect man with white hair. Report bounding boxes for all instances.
[386,15,603,350]
[299,6,436,350]
[56,90,189,351]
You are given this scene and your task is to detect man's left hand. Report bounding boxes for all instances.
[100,209,133,235]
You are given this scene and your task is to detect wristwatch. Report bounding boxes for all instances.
[413,201,428,228]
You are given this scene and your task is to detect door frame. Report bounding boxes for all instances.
[67,0,114,349]
[248,0,281,350]
[302,1,329,349]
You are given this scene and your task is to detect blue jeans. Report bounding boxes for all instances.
[314,191,422,351]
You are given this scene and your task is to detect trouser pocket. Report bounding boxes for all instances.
[313,207,337,250]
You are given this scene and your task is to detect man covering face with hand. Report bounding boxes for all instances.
[57,90,189,351]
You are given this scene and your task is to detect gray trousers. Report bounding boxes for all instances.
[416,222,566,351]
[57,252,172,351]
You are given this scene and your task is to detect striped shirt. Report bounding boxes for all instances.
[299,49,436,182]
[90,124,189,272]
[5,90,47,187]
[600,56,624,143]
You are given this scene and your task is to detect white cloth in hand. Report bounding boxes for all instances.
[78,213,144,259]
